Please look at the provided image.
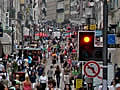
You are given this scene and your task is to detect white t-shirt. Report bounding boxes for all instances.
[108,85,115,90]
[98,85,102,90]
[64,74,70,84]
[115,83,120,89]
[39,75,47,83]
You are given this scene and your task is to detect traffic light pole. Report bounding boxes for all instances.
[103,0,108,89]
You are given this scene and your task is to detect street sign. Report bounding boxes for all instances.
[76,79,83,88]
[84,61,100,78]
[90,24,96,30]
[84,24,96,30]
[94,30,103,47]
[95,30,102,37]
[108,34,116,44]
[108,44,120,48]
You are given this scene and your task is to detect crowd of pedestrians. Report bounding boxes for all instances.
[0,35,79,90]
[1,31,119,90]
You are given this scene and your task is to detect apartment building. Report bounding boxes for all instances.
[56,0,64,24]
[64,0,70,22]
[46,0,57,21]
[70,0,81,25]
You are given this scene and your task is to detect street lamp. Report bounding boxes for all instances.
[33,20,37,41]
[11,20,15,55]
[38,20,41,41]
[28,21,32,45]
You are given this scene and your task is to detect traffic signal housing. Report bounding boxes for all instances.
[78,31,102,61]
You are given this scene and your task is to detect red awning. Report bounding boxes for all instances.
[35,32,48,37]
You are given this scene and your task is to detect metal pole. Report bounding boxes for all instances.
[103,0,108,89]
[12,24,14,55]
[29,24,31,45]
[21,24,24,59]
[33,21,36,41]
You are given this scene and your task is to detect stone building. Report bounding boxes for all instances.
[46,0,57,21]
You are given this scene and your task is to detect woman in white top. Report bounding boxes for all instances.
[39,72,47,90]
[109,79,116,90]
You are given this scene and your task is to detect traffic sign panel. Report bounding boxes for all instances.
[90,24,96,30]
[76,79,83,88]
[84,61,100,78]
[84,24,96,30]
[108,34,116,44]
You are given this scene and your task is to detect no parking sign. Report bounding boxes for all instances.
[84,61,100,78]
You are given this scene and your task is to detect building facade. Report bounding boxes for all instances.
[46,0,57,21]
[56,0,64,24]
[64,0,70,22]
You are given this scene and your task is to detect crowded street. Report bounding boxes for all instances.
[1,0,120,90]
[0,35,79,90]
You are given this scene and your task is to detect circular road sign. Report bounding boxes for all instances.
[84,61,100,78]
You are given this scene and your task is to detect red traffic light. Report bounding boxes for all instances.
[83,36,91,43]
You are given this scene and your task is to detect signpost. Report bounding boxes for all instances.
[108,34,116,44]
[76,79,83,88]
[84,24,96,30]
[95,30,103,47]
[107,34,116,48]
[84,61,100,78]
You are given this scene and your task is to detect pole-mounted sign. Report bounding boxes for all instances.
[84,61,100,78]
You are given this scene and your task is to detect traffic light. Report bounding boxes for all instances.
[78,31,102,61]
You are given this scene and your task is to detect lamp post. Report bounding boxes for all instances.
[33,20,37,41]
[103,0,108,89]
[28,21,32,45]
[85,7,94,90]
[21,21,24,60]
[11,20,14,55]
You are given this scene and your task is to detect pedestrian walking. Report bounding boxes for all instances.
[29,72,36,89]
[54,65,61,89]
[46,79,56,90]
[47,65,53,80]
[1,75,9,88]
[22,75,32,90]
[35,82,42,90]
[39,72,47,90]
[60,52,64,66]
[14,75,21,89]
[37,64,44,77]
